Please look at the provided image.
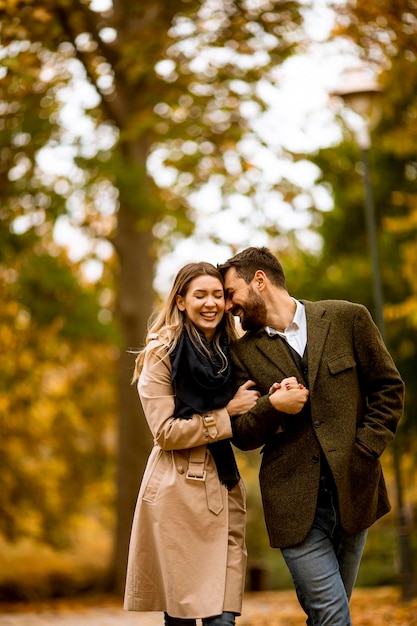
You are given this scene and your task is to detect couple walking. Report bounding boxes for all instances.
[124,246,404,626]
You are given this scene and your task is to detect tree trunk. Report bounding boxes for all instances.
[112,204,155,593]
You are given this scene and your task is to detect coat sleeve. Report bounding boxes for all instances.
[353,304,405,457]
[138,341,233,451]
[229,344,288,451]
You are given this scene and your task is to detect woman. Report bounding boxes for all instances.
[124,262,260,626]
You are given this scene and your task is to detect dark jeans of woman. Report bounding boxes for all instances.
[164,611,236,626]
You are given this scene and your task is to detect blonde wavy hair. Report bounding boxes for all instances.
[132,262,238,382]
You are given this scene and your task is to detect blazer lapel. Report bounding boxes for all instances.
[254,331,302,381]
[302,300,330,390]
[249,301,330,390]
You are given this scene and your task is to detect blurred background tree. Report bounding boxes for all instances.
[0,0,311,595]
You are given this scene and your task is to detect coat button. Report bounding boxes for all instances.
[314,420,321,428]
[177,465,185,474]
[312,455,320,464]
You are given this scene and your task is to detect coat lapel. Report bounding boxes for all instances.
[254,330,302,381]
[252,301,330,389]
[302,300,330,390]
[248,301,330,390]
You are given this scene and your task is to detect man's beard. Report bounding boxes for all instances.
[238,287,267,331]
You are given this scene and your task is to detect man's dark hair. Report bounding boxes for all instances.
[218,246,287,289]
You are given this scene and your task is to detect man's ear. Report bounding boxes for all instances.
[254,270,267,290]
[176,295,185,311]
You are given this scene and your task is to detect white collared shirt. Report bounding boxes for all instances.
[265,298,307,356]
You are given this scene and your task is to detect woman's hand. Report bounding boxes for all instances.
[269,379,309,414]
[268,376,302,395]
[226,380,261,417]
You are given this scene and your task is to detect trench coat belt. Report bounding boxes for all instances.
[186,445,223,515]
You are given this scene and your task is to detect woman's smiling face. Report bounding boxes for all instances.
[176,274,225,342]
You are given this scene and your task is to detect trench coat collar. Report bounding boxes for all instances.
[251,299,330,390]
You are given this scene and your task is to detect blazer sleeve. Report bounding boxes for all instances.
[353,304,405,457]
[229,345,288,451]
[138,341,233,451]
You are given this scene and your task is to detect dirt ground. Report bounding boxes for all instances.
[1,587,417,626]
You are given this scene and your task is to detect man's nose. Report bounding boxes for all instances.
[225,298,233,312]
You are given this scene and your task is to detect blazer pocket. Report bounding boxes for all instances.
[355,439,379,459]
[351,443,381,485]
[327,353,356,375]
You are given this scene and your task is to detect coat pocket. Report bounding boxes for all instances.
[327,353,356,375]
[350,442,381,496]
[142,449,171,503]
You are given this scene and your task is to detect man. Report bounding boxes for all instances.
[218,247,405,626]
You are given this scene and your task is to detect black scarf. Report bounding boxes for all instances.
[170,328,240,490]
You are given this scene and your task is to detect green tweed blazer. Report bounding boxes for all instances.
[230,299,405,548]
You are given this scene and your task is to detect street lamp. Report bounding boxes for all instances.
[332,68,385,333]
[332,66,415,601]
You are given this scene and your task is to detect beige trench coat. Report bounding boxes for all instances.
[124,339,247,619]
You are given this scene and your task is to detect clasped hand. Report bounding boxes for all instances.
[268,376,309,414]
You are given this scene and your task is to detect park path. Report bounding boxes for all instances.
[1,587,417,626]
[0,590,304,626]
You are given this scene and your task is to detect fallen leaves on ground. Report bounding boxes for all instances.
[240,587,417,626]
[0,586,416,625]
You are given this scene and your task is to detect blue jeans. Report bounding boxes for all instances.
[164,611,235,626]
[281,485,368,626]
